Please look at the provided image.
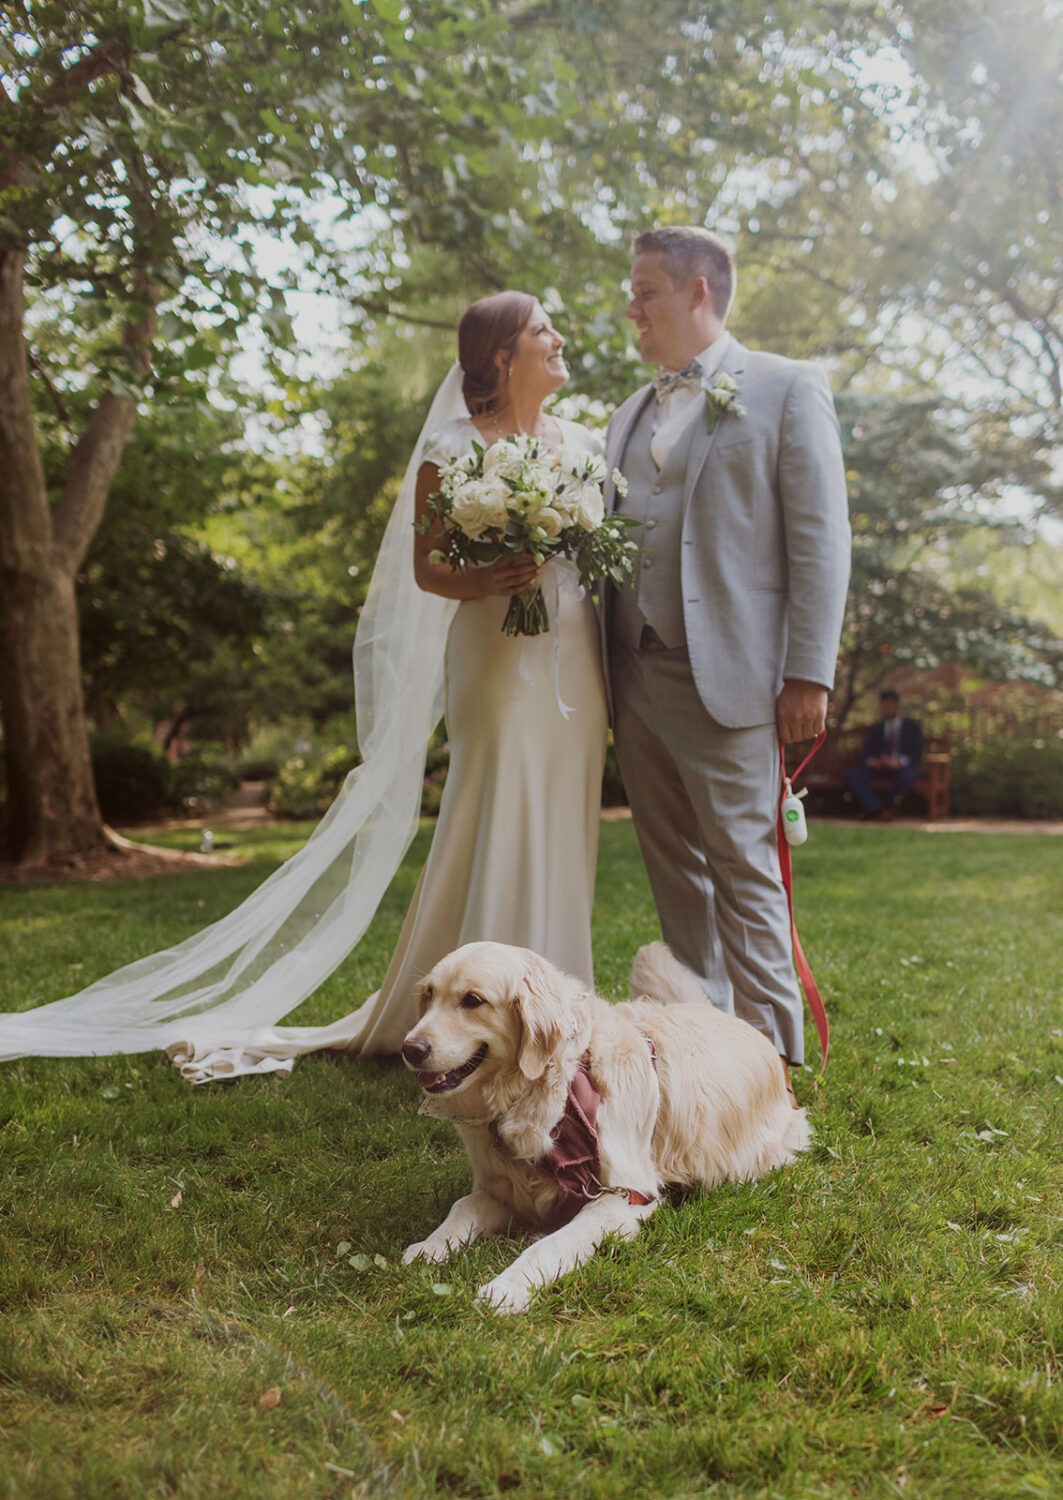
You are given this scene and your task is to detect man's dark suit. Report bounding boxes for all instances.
[846,716,923,815]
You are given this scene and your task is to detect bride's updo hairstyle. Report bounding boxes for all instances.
[458,291,537,415]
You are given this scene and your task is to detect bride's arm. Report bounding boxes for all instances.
[413,461,542,600]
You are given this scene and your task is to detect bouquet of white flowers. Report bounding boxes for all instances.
[420,434,637,636]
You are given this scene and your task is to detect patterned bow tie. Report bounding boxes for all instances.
[652,358,703,402]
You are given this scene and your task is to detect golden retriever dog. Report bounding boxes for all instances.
[401,940,810,1313]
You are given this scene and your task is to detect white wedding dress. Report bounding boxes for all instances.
[345,417,608,1053]
[0,401,607,1081]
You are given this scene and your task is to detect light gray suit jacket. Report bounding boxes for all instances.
[603,338,851,729]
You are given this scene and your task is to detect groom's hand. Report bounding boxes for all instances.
[776,680,828,746]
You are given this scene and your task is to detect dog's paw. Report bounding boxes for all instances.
[476,1274,533,1315]
[402,1238,450,1265]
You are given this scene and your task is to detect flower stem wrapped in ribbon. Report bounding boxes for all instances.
[419,434,637,636]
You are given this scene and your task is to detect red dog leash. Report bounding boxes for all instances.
[778,731,830,1076]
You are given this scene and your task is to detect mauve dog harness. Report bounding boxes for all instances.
[493,1043,657,1229]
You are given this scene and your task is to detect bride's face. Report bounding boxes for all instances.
[502,302,567,397]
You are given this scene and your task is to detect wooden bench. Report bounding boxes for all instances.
[795,725,952,820]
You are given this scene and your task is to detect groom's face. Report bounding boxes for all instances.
[627,252,699,369]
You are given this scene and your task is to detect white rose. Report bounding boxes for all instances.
[478,476,510,528]
[552,492,575,527]
[452,481,499,538]
[568,481,605,531]
[535,506,565,539]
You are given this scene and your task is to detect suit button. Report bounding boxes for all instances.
[645,518,657,530]
[643,557,654,569]
[652,485,662,495]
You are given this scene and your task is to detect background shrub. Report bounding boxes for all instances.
[236,722,312,784]
[90,731,172,822]
[268,728,453,820]
[950,738,1063,818]
[267,744,356,819]
[166,746,240,815]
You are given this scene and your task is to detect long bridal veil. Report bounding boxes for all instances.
[0,366,467,1081]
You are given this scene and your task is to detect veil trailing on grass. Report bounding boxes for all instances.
[0,366,467,1081]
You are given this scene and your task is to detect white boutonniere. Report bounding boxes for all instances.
[702,370,746,433]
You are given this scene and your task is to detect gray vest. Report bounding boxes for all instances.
[612,396,699,649]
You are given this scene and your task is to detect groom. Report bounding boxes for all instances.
[603,226,850,1093]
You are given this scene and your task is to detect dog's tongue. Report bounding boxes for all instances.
[417,1069,446,1090]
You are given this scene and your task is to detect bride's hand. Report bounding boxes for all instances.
[480,557,543,597]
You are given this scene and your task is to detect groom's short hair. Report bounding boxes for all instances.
[634,226,736,320]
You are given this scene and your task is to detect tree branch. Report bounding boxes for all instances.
[51,391,137,576]
[27,348,71,427]
[969,265,1062,408]
[351,296,456,331]
[52,142,159,575]
[0,247,51,574]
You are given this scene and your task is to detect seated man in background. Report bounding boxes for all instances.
[845,689,924,821]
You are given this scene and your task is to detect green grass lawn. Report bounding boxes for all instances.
[1,820,1060,1499]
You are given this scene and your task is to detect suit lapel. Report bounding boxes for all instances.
[605,385,655,511]
[682,338,747,508]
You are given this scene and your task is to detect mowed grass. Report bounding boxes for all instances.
[0,819,1060,1499]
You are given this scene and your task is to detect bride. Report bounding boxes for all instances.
[0,292,608,1082]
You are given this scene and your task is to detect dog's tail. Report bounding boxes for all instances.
[629,941,708,1006]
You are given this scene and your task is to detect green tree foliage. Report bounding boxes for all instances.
[2,0,1058,859]
[24,350,273,740]
[357,2,901,401]
[187,341,456,737]
[836,394,1062,722]
[0,0,547,863]
[887,0,1062,445]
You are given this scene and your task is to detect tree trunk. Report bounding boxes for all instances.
[0,244,147,866]
[0,566,105,862]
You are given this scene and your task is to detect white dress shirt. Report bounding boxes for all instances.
[651,331,733,469]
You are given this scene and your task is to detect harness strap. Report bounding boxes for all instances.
[495,1036,661,1221]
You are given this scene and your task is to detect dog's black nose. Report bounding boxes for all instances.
[401,1037,432,1068]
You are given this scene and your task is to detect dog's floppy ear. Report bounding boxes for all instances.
[513,954,569,1081]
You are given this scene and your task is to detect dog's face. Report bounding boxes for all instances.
[401,941,578,1098]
